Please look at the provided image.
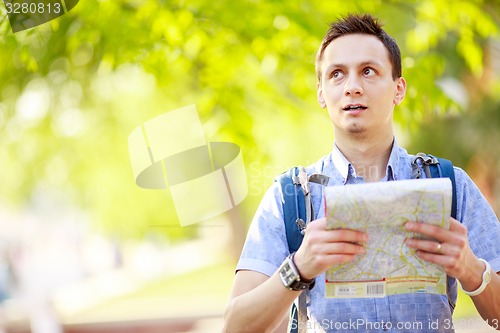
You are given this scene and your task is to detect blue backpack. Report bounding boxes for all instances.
[275,153,458,333]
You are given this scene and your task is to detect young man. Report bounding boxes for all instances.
[223,14,500,333]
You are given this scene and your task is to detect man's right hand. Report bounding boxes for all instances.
[293,217,369,280]
[223,218,369,333]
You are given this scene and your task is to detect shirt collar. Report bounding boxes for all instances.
[331,138,401,184]
[331,144,352,184]
[386,138,401,181]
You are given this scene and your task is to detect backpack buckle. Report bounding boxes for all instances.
[296,218,307,235]
[412,153,439,179]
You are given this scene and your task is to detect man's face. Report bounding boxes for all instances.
[317,34,406,138]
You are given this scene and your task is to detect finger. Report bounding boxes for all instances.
[324,253,360,265]
[321,241,366,255]
[325,229,369,244]
[405,238,443,254]
[404,221,451,243]
[405,219,467,248]
[308,218,369,240]
[305,227,369,244]
[449,217,467,235]
[413,250,458,268]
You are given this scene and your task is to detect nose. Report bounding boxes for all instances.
[344,75,363,96]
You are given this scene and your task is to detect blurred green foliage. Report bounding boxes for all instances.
[0,0,499,241]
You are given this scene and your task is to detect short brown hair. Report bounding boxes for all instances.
[316,14,402,81]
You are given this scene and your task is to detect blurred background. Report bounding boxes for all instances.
[0,0,499,332]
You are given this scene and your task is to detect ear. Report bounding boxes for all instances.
[393,77,406,106]
[317,82,326,109]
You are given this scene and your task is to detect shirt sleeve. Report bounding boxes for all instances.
[235,183,290,277]
[454,167,500,273]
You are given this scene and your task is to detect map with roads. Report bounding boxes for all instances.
[324,178,451,298]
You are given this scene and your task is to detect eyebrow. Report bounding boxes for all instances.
[324,61,383,74]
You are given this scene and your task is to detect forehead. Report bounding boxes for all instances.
[321,34,391,69]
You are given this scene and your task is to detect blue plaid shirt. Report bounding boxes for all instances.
[237,140,500,332]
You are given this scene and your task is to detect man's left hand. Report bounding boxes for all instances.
[404,217,484,290]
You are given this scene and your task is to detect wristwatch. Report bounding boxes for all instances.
[278,253,315,291]
[461,258,492,297]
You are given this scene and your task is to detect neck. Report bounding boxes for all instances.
[335,134,394,183]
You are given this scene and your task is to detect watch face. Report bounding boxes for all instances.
[280,258,299,287]
[485,270,492,283]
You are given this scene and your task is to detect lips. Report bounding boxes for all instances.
[343,104,367,111]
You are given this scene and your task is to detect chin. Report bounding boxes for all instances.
[347,125,367,135]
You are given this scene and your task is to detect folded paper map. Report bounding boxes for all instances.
[324,178,451,298]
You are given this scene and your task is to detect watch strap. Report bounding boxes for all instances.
[290,252,315,285]
[461,258,492,297]
[279,253,315,291]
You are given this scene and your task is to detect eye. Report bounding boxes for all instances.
[331,70,344,79]
[363,68,375,76]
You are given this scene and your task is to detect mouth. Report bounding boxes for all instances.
[343,104,367,111]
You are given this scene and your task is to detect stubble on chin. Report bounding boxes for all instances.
[347,124,367,136]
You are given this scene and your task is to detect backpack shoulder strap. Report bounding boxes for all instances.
[275,166,328,333]
[431,156,457,220]
[411,153,457,219]
[274,167,307,253]
[275,166,329,253]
